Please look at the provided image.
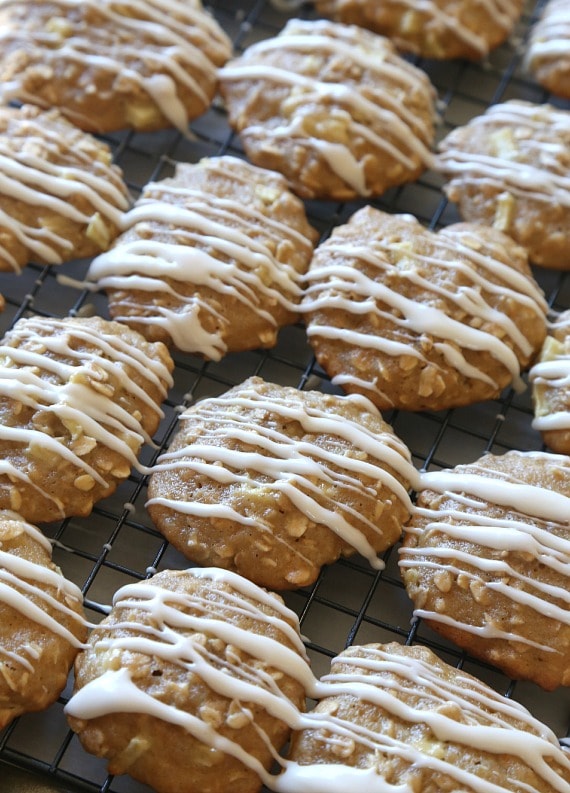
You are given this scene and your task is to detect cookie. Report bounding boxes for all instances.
[302,207,547,412]
[66,567,310,793]
[315,0,524,60]
[400,450,570,690]
[85,156,318,360]
[526,0,570,99]
[147,376,417,590]
[530,309,570,455]
[0,510,87,729]
[0,315,173,524]
[219,18,436,201]
[437,99,570,270]
[0,104,129,273]
[287,642,570,792]
[0,0,232,134]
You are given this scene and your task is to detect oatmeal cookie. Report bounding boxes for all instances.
[85,156,318,360]
[302,207,547,412]
[437,99,570,270]
[526,0,570,99]
[287,642,570,792]
[0,510,87,729]
[219,18,436,201]
[0,315,173,524]
[147,376,417,590]
[0,104,129,273]
[400,450,570,690]
[0,0,232,134]
[66,567,310,793]
[314,0,524,60]
[530,309,570,455]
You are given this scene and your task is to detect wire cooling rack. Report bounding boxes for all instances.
[0,1,569,791]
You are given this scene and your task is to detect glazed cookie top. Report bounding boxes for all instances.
[526,0,570,97]
[0,315,173,520]
[0,104,129,272]
[314,0,524,60]
[302,207,547,412]
[85,156,318,359]
[219,18,436,200]
[147,376,417,589]
[0,0,232,133]
[530,309,570,455]
[400,450,570,690]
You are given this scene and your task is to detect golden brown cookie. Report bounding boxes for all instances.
[66,567,310,793]
[526,0,570,99]
[437,99,570,270]
[314,0,524,60]
[302,207,547,412]
[287,642,570,791]
[530,309,570,455]
[219,18,436,201]
[147,376,417,590]
[0,314,174,524]
[85,156,318,360]
[0,0,232,134]
[0,104,129,273]
[0,510,87,729]
[400,450,570,691]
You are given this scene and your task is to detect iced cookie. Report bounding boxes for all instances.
[85,156,318,360]
[0,0,232,134]
[66,567,310,793]
[147,376,417,590]
[0,104,129,273]
[0,511,87,729]
[287,642,570,791]
[526,0,570,99]
[530,309,570,455]
[400,450,570,690]
[437,99,570,270]
[219,18,436,200]
[302,207,547,412]
[314,0,524,60]
[0,315,174,523]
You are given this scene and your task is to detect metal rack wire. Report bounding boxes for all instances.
[0,1,568,791]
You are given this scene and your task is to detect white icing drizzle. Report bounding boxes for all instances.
[399,453,570,653]
[302,211,546,401]
[219,20,435,196]
[0,316,173,513]
[147,383,417,570]
[437,101,570,207]
[64,576,570,793]
[85,158,313,359]
[0,113,129,271]
[0,512,86,674]
[0,0,232,133]
[530,313,570,433]
[527,0,570,60]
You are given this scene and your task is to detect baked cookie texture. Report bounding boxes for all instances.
[66,567,310,793]
[0,510,87,730]
[86,156,318,360]
[287,642,570,793]
[219,18,436,201]
[0,315,174,524]
[0,0,232,134]
[314,0,524,60]
[147,376,417,590]
[0,104,129,273]
[400,450,570,691]
[526,0,570,99]
[302,207,547,412]
[530,309,570,455]
[437,99,570,270]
